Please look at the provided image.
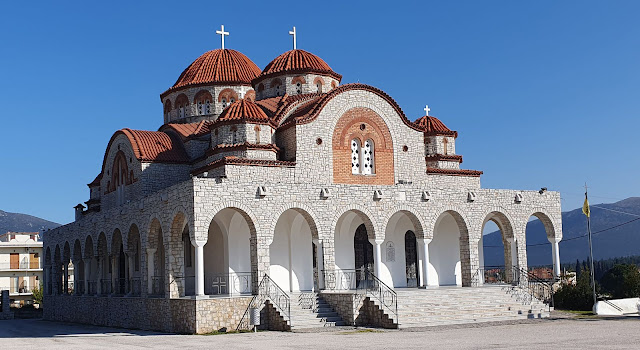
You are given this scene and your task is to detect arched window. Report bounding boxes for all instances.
[316,82,322,93]
[195,90,213,115]
[351,139,361,174]
[175,94,189,119]
[443,138,449,155]
[221,98,227,109]
[275,84,281,96]
[254,125,261,144]
[110,151,130,205]
[163,100,172,122]
[362,139,375,175]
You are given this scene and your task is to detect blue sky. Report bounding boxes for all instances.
[0,1,638,225]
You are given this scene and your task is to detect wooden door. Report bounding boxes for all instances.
[10,253,19,269]
[30,253,39,269]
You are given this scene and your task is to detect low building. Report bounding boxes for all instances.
[0,232,43,305]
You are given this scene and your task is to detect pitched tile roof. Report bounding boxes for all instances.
[119,129,190,163]
[217,99,274,126]
[161,121,213,139]
[256,49,342,81]
[161,49,260,97]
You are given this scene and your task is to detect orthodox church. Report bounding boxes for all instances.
[43,27,562,332]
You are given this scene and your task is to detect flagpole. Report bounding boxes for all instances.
[585,185,597,306]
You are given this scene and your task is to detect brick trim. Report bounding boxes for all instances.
[191,157,296,175]
[205,142,279,157]
[425,154,463,163]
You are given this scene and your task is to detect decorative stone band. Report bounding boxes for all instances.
[191,156,296,175]
[426,167,483,177]
[425,154,463,163]
[205,143,280,157]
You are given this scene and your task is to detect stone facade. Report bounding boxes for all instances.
[42,46,562,333]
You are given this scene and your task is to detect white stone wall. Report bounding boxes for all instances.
[255,74,338,100]
[162,85,254,124]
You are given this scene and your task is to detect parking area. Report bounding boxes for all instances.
[1,316,639,349]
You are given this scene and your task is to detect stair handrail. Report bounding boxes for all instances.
[601,298,624,312]
[511,265,554,309]
[360,269,398,325]
[236,274,291,331]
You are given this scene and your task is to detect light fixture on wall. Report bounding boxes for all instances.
[539,187,547,194]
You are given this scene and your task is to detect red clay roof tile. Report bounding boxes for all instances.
[120,129,190,163]
[217,99,274,126]
[256,49,341,81]
[414,116,457,136]
[161,49,260,97]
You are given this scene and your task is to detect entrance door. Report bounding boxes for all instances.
[354,224,374,286]
[405,230,419,287]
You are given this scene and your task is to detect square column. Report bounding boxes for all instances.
[417,238,432,287]
[146,248,156,295]
[313,239,324,290]
[369,239,384,278]
[194,243,205,296]
[84,259,90,295]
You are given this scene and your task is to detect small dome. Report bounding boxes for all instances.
[217,99,272,125]
[171,49,261,89]
[414,116,456,136]
[258,49,341,81]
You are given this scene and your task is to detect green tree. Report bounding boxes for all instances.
[32,282,43,305]
[554,268,598,311]
[600,264,640,299]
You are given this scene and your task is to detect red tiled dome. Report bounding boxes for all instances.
[257,49,341,81]
[217,99,273,125]
[414,116,456,136]
[170,49,261,90]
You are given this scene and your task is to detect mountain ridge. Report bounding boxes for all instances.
[0,209,60,234]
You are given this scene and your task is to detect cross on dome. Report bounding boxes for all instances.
[424,105,431,116]
[289,26,297,50]
[216,25,229,50]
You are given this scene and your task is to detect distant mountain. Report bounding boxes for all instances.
[483,197,640,267]
[0,210,60,234]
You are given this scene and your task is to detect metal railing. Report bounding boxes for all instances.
[75,280,85,295]
[321,269,398,325]
[471,266,510,286]
[237,274,291,330]
[129,278,141,296]
[0,261,41,270]
[150,276,164,297]
[206,272,252,295]
[508,266,554,309]
[9,286,34,294]
[87,281,97,295]
[100,279,112,295]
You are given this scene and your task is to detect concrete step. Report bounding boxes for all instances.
[288,292,348,329]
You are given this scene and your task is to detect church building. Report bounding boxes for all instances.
[43,27,562,333]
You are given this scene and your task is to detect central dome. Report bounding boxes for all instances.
[171,49,261,89]
[258,49,341,80]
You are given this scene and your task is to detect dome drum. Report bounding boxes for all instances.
[162,85,255,124]
[254,73,339,100]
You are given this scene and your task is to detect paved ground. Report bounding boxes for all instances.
[1,315,639,349]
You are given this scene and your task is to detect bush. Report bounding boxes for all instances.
[600,264,640,299]
[554,269,597,311]
[32,283,43,305]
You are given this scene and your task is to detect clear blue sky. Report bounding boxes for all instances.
[0,1,638,225]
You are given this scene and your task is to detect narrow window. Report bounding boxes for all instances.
[296,82,302,94]
[197,101,203,115]
[316,82,322,93]
[221,98,227,109]
[255,125,261,144]
[362,139,375,175]
[351,139,361,174]
[179,106,185,118]
[205,100,211,114]
[443,138,448,155]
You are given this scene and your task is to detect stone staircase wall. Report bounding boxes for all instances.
[355,297,397,329]
[320,292,396,328]
[258,300,290,331]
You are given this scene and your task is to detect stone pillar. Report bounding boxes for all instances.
[194,242,205,296]
[313,239,324,290]
[127,253,134,295]
[63,262,69,294]
[369,239,384,278]
[417,238,432,287]
[44,266,50,295]
[549,238,561,279]
[72,259,80,295]
[84,259,90,295]
[147,248,156,295]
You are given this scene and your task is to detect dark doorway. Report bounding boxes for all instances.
[354,224,374,286]
[405,230,419,287]
[118,248,126,294]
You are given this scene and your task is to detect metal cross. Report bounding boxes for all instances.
[216,25,229,49]
[289,26,297,50]
[424,105,431,115]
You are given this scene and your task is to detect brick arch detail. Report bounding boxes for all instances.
[218,88,239,103]
[291,76,306,85]
[332,107,394,185]
[194,90,213,103]
[244,90,256,102]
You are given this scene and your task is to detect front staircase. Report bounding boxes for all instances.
[288,292,347,329]
[391,285,550,328]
